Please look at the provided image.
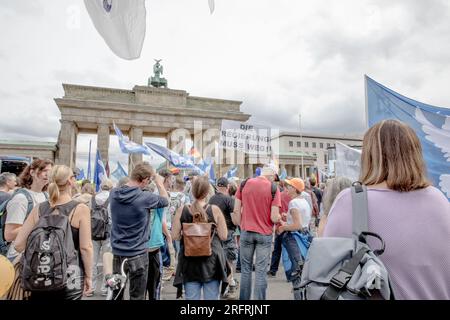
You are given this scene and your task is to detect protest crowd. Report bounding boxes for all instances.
[0,119,449,301]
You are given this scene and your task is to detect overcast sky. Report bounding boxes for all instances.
[1,0,450,173]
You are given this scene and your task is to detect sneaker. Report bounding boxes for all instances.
[267,271,276,277]
[235,268,241,273]
[85,291,94,297]
[162,267,174,281]
[222,282,239,300]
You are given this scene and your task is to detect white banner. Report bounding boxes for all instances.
[220,120,272,155]
[84,0,146,60]
[335,141,362,182]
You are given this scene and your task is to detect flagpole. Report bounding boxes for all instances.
[299,113,304,179]
[87,139,92,181]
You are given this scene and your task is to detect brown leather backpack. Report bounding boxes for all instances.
[182,205,216,257]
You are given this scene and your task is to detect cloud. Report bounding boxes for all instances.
[0,0,449,161]
[0,0,44,17]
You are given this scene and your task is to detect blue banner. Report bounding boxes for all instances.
[366,76,450,199]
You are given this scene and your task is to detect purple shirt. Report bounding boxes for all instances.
[324,186,450,300]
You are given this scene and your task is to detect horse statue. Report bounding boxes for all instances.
[148,59,168,88]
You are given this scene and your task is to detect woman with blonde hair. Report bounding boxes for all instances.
[171,176,228,300]
[317,176,352,237]
[323,120,450,299]
[15,165,93,300]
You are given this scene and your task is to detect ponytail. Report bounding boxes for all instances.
[190,176,211,222]
[48,182,60,207]
[47,165,72,207]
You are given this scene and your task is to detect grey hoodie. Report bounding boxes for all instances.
[110,185,168,257]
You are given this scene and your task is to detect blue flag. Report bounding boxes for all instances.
[209,162,216,184]
[114,123,151,155]
[279,167,287,180]
[366,76,450,200]
[225,166,238,179]
[111,161,127,181]
[93,149,107,192]
[145,141,204,173]
[76,168,85,181]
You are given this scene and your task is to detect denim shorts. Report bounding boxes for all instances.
[222,231,238,262]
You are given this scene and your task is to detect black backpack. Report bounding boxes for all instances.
[240,178,278,200]
[22,201,80,292]
[0,189,35,256]
[90,196,110,241]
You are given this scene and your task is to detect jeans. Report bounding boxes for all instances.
[160,238,171,268]
[146,249,162,300]
[239,230,272,300]
[281,232,304,281]
[113,253,149,300]
[92,239,112,292]
[184,280,220,300]
[269,233,283,274]
[236,248,241,270]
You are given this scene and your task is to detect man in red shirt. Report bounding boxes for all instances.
[232,165,282,300]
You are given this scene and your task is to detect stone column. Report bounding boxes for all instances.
[97,124,110,165]
[236,151,246,178]
[128,127,143,170]
[245,164,253,178]
[56,120,78,169]
[294,164,300,177]
[288,165,295,177]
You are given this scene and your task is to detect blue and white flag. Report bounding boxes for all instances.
[208,162,216,184]
[279,167,287,180]
[145,142,204,173]
[225,166,238,179]
[114,123,151,155]
[76,168,85,181]
[84,0,147,60]
[366,76,450,199]
[93,149,107,192]
[111,161,128,181]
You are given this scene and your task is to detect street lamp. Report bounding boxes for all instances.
[299,113,304,179]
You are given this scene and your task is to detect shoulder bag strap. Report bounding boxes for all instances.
[351,181,369,242]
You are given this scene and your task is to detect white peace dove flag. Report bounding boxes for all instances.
[335,141,362,182]
[84,0,146,60]
[208,0,215,14]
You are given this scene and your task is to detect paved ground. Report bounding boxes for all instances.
[85,267,293,300]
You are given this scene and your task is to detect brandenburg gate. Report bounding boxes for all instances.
[54,63,251,175]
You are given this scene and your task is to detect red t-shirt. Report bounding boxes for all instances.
[236,177,282,235]
[280,189,291,214]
